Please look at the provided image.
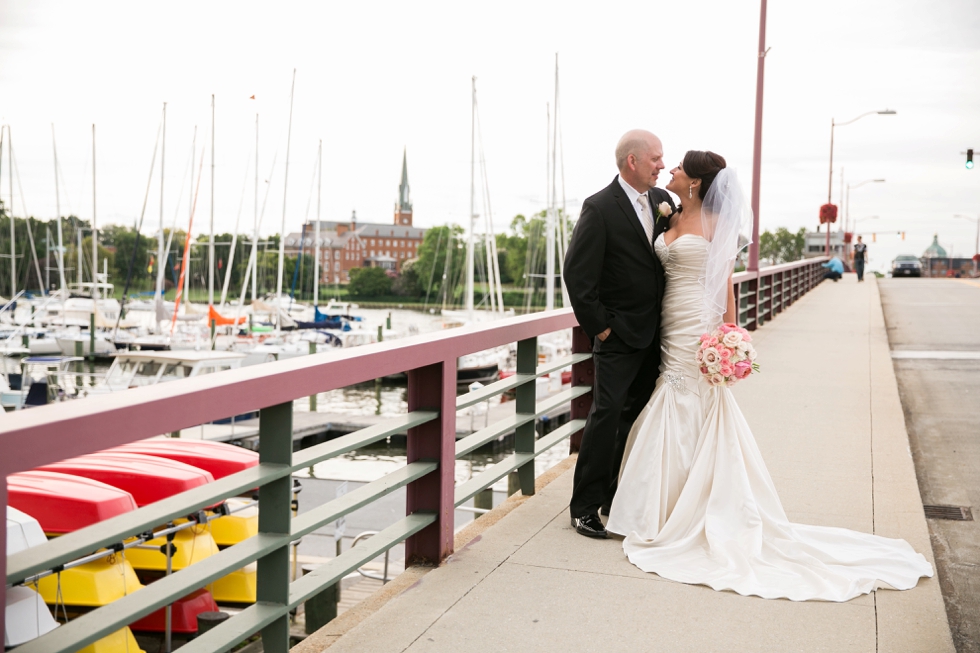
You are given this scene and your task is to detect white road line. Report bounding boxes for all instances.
[891,350,980,360]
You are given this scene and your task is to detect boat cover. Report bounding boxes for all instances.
[8,472,138,534]
[106,439,258,480]
[36,453,214,507]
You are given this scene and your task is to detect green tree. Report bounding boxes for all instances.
[348,266,392,298]
[759,227,806,264]
[392,259,421,297]
[413,224,465,302]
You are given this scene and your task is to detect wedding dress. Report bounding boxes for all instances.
[605,231,933,602]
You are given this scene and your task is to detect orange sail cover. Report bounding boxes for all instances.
[208,305,247,326]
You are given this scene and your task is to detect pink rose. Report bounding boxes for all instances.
[719,347,731,360]
[742,332,752,343]
[700,365,709,375]
[719,362,734,377]
[708,336,719,347]
[700,333,711,343]
[702,348,721,366]
[734,361,752,379]
[726,378,737,387]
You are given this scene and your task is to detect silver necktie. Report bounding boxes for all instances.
[636,194,654,245]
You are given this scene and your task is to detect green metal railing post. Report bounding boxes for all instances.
[569,327,594,453]
[89,313,96,360]
[257,402,293,653]
[309,341,318,411]
[75,340,83,387]
[514,337,537,496]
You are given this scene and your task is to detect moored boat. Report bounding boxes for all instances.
[8,471,138,534]
[5,507,59,648]
[105,439,258,480]
[35,453,215,507]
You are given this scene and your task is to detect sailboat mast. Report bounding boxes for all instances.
[209,94,215,308]
[276,69,297,333]
[51,125,67,293]
[9,126,16,299]
[91,124,98,302]
[155,103,167,314]
[252,114,258,303]
[314,139,321,308]
[545,100,555,311]
[466,76,476,318]
[185,127,195,303]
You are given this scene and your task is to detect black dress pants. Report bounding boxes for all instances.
[570,332,661,518]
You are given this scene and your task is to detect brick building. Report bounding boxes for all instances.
[284,150,425,283]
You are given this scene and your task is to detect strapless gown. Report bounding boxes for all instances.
[605,233,933,602]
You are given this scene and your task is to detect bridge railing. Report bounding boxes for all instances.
[734,256,828,330]
[1,258,827,653]
[1,309,587,653]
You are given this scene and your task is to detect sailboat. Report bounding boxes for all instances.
[441,77,511,328]
[438,77,516,385]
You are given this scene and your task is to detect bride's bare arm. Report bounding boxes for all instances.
[723,274,736,324]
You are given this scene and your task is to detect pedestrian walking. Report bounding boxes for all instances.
[852,236,868,282]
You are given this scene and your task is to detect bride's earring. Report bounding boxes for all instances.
[688,185,693,199]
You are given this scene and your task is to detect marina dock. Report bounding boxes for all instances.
[176,384,576,444]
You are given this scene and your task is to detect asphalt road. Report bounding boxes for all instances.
[879,277,980,653]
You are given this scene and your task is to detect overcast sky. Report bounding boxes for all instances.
[1,0,978,272]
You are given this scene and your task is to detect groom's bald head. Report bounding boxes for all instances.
[616,129,664,192]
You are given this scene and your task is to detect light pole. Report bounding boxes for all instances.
[953,214,979,275]
[825,109,896,255]
[851,215,880,234]
[748,0,769,273]
[845,179,885,260]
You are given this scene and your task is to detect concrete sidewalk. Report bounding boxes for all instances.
[299,276,954,653]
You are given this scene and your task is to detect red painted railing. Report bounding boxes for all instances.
[1,257,827,652]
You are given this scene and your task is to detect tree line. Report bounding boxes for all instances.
[0,197,809,304]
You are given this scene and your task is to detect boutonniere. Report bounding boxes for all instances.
[655,201,673,224]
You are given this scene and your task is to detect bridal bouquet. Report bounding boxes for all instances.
[696,324,759,387]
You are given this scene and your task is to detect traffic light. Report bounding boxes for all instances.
[968,149,975,170]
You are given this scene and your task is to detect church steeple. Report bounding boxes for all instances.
[394,148,413,225]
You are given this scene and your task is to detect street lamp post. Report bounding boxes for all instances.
[953,214,980,275]
[845,178,885,260]
[852,215,880,232]
[825,109,896,255]
[748,0,769,273]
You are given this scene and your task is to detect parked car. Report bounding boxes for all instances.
[891,255,922,277]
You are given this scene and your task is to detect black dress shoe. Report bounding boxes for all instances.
[571,513,608,539]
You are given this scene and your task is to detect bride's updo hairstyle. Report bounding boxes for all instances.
[684,150,727,200]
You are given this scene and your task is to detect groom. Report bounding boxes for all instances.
[564,129,674,539]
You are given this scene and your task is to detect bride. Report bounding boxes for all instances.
[605,150,933,602]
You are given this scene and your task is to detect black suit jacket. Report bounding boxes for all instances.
[563,176,676,349]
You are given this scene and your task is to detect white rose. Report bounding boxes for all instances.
[707,362,722,374]
[709,373,725,386]
[658,201,672,217]
[746,345,757,361]
[722,331,742,348]
[702,349,720,365]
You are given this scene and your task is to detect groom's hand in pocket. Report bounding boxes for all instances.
[597,328,611,342]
